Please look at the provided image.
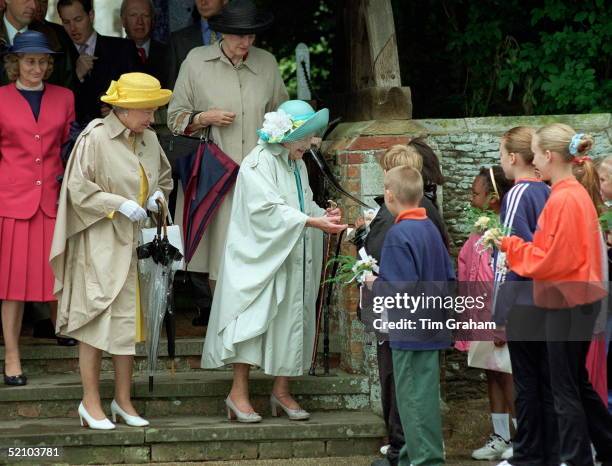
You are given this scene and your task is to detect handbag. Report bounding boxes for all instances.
[138,199,185,271]
[467,340,512,374]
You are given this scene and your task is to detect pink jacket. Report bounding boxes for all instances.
[0,83,75,219]
[456,233,494,350]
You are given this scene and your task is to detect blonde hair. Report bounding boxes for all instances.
[2,53,54,83]
[380,144,423,172]
[600,156,612,177]
[573,160,603,214]
[502,126,535,164]
[534,123,594,162]
[384,166,423,205]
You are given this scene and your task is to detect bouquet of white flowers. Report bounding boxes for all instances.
[326,251,379,285]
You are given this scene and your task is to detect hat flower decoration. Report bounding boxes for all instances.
[259,109,306,143]
[257,100,329,144]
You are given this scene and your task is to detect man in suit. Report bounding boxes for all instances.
[57,0,139,124]
[0,0,74,87]
[167,0,226,88]
[121,0,168,88]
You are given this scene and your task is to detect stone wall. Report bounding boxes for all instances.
[322,113,612,375]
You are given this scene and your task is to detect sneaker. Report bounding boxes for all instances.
[472,434,511,460]
[379,444,390,456]
[501,446,513,460]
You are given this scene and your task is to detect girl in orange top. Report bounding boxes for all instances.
[499,124,612,466]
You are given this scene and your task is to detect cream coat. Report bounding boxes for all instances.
[167,43,288,278]
[202,143,324,376]
[50,112,173,354]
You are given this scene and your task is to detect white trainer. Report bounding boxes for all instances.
[502,446,513,460]
[472,433,511,460]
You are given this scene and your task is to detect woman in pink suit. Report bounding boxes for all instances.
[0,31,75,386]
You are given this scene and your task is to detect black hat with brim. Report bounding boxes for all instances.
[208,0,274,35]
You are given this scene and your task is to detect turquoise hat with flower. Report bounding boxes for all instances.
[257,100,329,144]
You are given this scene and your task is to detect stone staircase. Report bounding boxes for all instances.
[0,339,385,464]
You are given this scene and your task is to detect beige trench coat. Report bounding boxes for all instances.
[167,43,288,278]
[50,111,173,355]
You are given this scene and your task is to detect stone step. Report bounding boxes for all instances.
[0,411,386,465]
[0,371,370,420]
[0,339,341,375]
[0,339,203,375]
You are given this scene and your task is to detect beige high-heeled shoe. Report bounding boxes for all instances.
[270,394,310,421]
[225,396,262,423]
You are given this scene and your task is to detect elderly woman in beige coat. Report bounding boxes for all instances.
[50,73,173,430]
[167,0,288,294]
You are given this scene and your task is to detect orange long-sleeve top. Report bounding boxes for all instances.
[500,178,606,308]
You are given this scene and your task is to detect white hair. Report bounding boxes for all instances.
[120,0,155,18]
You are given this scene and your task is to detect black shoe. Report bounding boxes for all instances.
[3,373,27,386]
[56,337,78,346]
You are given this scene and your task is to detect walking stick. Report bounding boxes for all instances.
[309,232,332,375]
[324,229,345,375]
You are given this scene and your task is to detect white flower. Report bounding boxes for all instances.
[474,216,491,231]
[363,208,378,226]
[261,109,293,141]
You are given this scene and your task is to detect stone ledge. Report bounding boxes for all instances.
[0,339,204,361]
[144,412,385,443]
[0,371,370,403]
[0,412,385,447]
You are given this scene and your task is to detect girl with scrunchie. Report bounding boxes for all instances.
[497,124,612,466]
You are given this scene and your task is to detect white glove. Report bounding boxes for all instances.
[146,191,165,213]
[118,200,148,222]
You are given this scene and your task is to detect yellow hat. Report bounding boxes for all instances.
[101,72,172,109]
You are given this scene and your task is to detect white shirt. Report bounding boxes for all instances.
[137,39,151,58]
[73,31,98,55]
[3,15,28,45]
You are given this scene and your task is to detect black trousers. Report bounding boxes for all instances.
[506,305,559,466]
[376,340,405,466]
[545,304,612,466]
[507,339,560,466]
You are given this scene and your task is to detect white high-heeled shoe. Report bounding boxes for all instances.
[110,400,149,427]
[270,394,310,420]
[78,402,115,430]
[225,396,262,423]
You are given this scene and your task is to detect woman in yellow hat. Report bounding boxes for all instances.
[50,72,173,430]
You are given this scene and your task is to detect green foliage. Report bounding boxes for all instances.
[444,0,611,116]
[257,0,334,99]
[600,210,612,231]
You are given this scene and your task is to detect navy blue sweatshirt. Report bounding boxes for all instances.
[374,208,456,350]
[493,179,550,321]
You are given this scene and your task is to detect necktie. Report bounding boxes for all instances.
[137,47,147,64]
[78,43,88,55]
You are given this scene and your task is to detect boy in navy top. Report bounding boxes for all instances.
[368,166,454,466]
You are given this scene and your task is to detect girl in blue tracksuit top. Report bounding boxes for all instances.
[494,126,552,466]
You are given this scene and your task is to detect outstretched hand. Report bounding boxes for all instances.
[307,215,348,234]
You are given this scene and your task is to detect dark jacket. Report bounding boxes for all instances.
[167,23,201,89]
[135,39,169,88]
[365,195,450,265]
[70,34,139,124]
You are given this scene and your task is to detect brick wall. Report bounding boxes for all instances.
[322,113,612,373]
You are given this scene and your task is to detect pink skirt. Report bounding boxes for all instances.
[0,209,56,302]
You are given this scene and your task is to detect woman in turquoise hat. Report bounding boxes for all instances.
[202,100,347,422]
